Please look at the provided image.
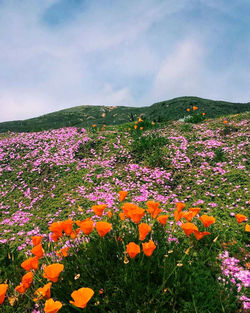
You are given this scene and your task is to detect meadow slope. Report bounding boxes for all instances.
[0,112,249,312]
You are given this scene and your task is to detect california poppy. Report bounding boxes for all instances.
[199,215,215,227]
[121,203,138,218]
[174,210,185,222]
[142,240,156,257]
[119,212,126,221]
[126,242,140,258]
[107,211,112,219]
[187,108,190,112]
[146,201,161,218]
[223,120,228,124]
[235,214,247,224]
[0,284,8,305]
[189,207,200,216]
[56,247,69,258]
[176,202,185,213]
[49,222,63,238]
[119,191,128,202]
[157,215,169,226]
[202,112,205,116]
[61,220,74,236]
[43,264,64,283]
[31,244,44,258]
[193,230,211,240]
[77,220,94,235]
[70,287,94,309]
[183,211,197,222]
[31,236,43,246]
[34,282,52,301]
[15,284,26,294]
[44,298,62,313]
[92,204,107,217]
[130,207,145,224]
[16,272,33,293]
[138,223,151,241]
[134,125,138,130]
[193,106,198,111]
[21,256,39,271]
[245,224,250,232]
[180,223,198,236]
[70,228,80,239]
[95,222,112,237]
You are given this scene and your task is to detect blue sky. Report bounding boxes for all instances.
[0,0,250,122]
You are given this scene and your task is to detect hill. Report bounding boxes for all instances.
[0,96,249,132]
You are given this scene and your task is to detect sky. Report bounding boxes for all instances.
[0,0,250,122]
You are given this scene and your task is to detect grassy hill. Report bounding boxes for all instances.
[0,96,249,132]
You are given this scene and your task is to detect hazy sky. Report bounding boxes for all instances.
[0,0,250,122]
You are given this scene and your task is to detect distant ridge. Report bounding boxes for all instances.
[0,96,249,133]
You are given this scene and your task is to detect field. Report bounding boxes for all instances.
[0,110,249,312]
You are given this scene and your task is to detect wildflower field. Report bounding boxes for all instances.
[0,110,249,313]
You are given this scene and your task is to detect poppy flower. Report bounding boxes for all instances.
[34,282,52,301]
[146,201,161,218]
[176,202,185,213]
[51,233,59,242]
[31,236,43,246]
[16,272,33,293]
[107,211,112,219]
[174,210,185,222]
[70,287,94,309]
[199,215,216,227]
[193,106,198,111]
[189,207,200,216]
[44,298,62,313]
[21,256,39,271]
[92,124,96,128]
[180,223,198,236]
[202,112,205,116]
[95,222,112,237]
[235,214,247,224]
[186,108,190,112]
[31,244,44,258]
[119,212,126,221]
[61,220,74,236]
[0,284,8,305]
[77,220,94,235]
[142,240,156,257]
[183,211,197,222]
[43,264,64,283]
[119,191,128,202]
[138,223,151,241]
[56,247,69,258]
[15,284,26,294]
[223,120,228,124]
[91,204,107,217]
[121,203,139,218]
[126,242,140,258]
[245,224,250,232]
[130,207,145,224]
[70,228,80,239]
[157,215,169,226]
[134,125,138,129]
[49,222,63,238]
[193,230,211,240]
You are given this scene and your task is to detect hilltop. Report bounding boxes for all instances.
[0,96,249,132]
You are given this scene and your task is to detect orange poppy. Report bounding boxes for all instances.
[199,215,216,227]
[61,220,74,236]
[119,212,126,221]
[146,201,162,218]
[16,272,33,293]
[235,214,247,224]
[34,282,52,301]
[44,298,62,313]
[180,223,198,236]
[15,284,26,294]
[176,202,185,213]
[77,220,94,235]
[134,125,138,129]
[223,120,228,124]
[142,240,156,257]
[126,242,140,258]
[157,215,169,226]
[70,228,81,239]
[193,106,198,111]
[92,124,96,128]
[51,233,59,242]
[121,203,139,218]
[107,211,112,219]
[138,223,151,241]
[189,207,200,216]
[140,127,143,130]
[186,108,190,112]
[31,244,44,258]
[174,210,185,222]
[43,264,64,283]
[95,222,112,237]
[21,256,39,271]
[70,287,94,309]
[0,284,8,305]
[92,204,107,217]
[49,222,63,238]
[31,236,43,246]
[202,112,205,116]
[245,224,250,232]
[56,247,69,258]
[130,207,145,224]
[182,211,197,222]
[193,230,211,240]
[119,191,128,202]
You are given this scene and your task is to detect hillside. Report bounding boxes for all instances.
[0,96,249,132]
